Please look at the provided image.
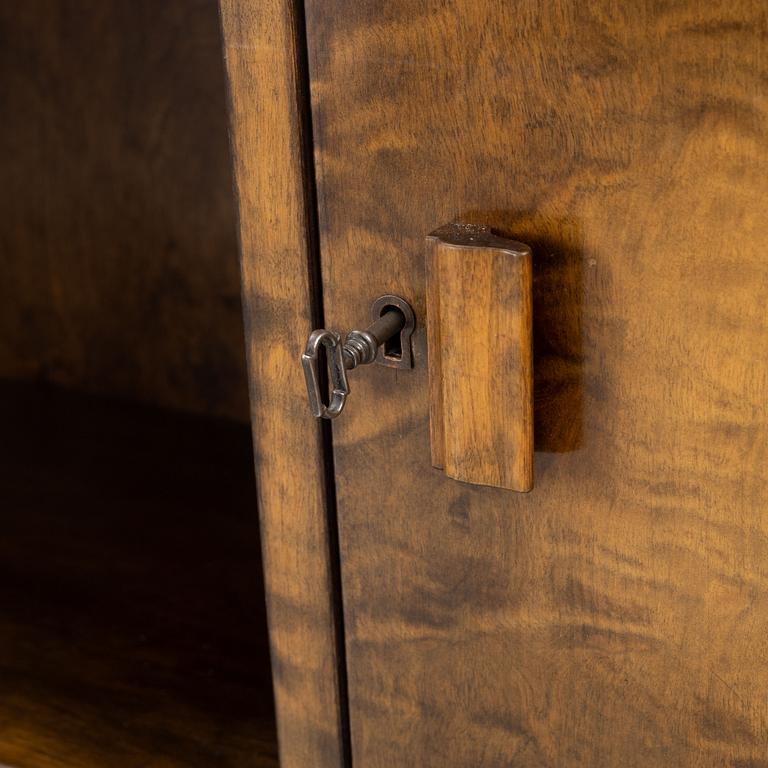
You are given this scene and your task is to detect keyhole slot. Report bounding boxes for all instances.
[379,305,406,360]
[370,294,415,370]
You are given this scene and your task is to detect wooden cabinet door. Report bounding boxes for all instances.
[302,1,768,766]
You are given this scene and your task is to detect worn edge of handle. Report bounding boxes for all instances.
[425,233,445,469]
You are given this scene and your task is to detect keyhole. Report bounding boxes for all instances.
[380,305,406,360]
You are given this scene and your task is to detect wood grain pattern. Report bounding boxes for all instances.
[0,0,248,420]
[305,1,768,765]
[426,223,533,491]
[219,2,346,766]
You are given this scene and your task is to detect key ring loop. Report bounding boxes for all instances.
[302,329,349,419]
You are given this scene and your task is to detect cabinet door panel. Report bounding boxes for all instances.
[306,2,768,765]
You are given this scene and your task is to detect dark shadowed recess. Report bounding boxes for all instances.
[0,380,278,767]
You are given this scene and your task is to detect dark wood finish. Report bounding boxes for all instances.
[426,223,533,491]
[0,0,248,421]
[220,2,347,766]
[0,381,277,767]
[305,1,768,765]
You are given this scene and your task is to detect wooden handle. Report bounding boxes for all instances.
[426,223,533,492]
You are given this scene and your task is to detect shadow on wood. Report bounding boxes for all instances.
[460,211,584,454]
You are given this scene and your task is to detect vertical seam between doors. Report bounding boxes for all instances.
[290,1,353,765]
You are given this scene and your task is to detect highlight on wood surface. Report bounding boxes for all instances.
[426,222,533,492]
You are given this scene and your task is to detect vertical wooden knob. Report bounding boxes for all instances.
[426,223,533,492]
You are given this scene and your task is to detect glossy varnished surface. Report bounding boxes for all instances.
[0,382,277,767]
[305,1,768,765]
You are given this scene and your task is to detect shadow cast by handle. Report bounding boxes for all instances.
[460,211,584,453]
